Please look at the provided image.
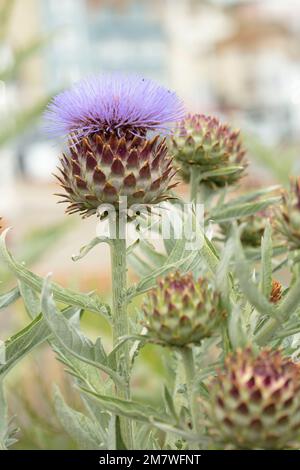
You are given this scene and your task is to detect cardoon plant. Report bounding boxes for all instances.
[2,75,300,452]
[45,73,184,447]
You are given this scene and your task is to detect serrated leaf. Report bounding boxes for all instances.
[228,304,249,349]
[80,387,172,425]
[116,416,127,450]
[127,252,195,299]
[210,197,281,223]
[53,385,103,450]
[18,281,40,318]
[163,386,177,421]
[135,241,166,268]
[127,252,155,278]
[41,277,123,387]
[72,236,111,262]
[216,236,235,297]
[199,165,244,182]
[228,185,280,205]
[234,229,275,318]
[0,229,110,318]
[277,277,300,322]
[0,287,20,310]
[199,235,219,274]
[0,305,80,378]
[148,419,200,443]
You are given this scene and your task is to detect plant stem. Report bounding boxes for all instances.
[109,214,133,449]
[180,347,199,436]
[190,167,199,202]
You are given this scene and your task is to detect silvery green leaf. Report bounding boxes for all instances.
[216,235,235,295]
[18,281,40,318]
[163,386,178,421]
[108,334,148,369]
[245,244,287,262]
[0,286,20,310]
[0,305,80,378]
[210,197,281,223]
[134,424,161,450]
[53,385,103,450]
[227,185,281,205]
[0,228,110,318]
[260,222,273,298]
[80,387,172,425]
[72,236,111,262]
[228,304,249,349]
[277,277,300,322]
[199,165,245,182]
[136,240,166,268]
[53,345,112,399]
[127,252,195,299]
[198,235,219,275]
[234,230,275,317]
[127,252,155,278]
[41,277,123,387]
[148,419,200,443]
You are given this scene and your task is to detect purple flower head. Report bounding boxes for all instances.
[45,73,185,141]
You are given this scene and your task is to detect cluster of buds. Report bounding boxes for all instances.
[208,348,300,449]
[273,178,300,250]
[170,114,247,188]
[143,271,225,347]
[46,74,185,218]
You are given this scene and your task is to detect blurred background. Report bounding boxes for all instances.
[1,0,300,449]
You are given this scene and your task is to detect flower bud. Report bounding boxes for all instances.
[143,271,225,347]
[171,114,247,188]
[208,348,300,449]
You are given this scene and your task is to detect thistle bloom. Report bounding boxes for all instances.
[171,114,247,188]
[45,73,185,217]
[143,271,225,347]
[208,348,300,449]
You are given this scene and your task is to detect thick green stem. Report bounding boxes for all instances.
[190,167,199,202]
[109,215,133,449]
[180,347,199,436]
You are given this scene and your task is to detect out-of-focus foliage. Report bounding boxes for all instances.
[246,134,299,184]
[0,0,53,147]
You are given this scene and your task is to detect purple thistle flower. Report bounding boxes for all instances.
[45,73,185,141]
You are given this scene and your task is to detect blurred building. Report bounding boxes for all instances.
[0,0,300,192]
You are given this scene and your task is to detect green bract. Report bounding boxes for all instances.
[143,271,225,347]
[171,114,247,188]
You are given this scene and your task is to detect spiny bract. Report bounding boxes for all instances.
[143,271,225,347]
[208,348,300,449]
[171,114,247,187]
[55,133,176,217]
